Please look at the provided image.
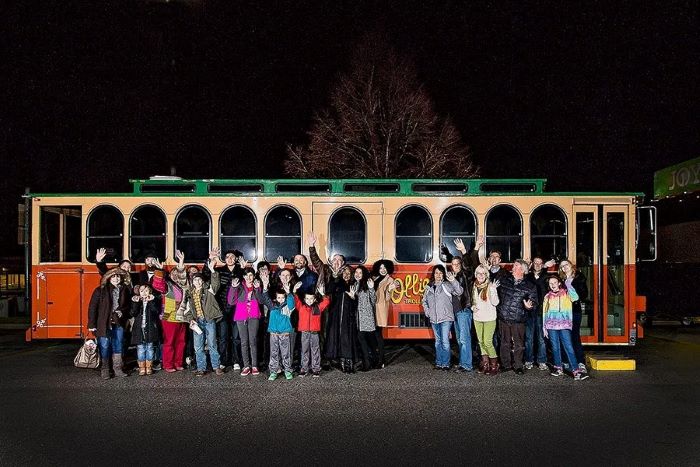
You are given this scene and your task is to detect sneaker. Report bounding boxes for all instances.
[268,372,278,381]
[574,370,589,381]
[524,362,534,370]
[312,371,321,378]
[233,363,241,371]
[185,357,192,366]
[241,367,251,376]
[219,364,226,370]
[515,368,525,375]
[251,367,260,376]
[284,371,293,380]
[215,368,224,376]
[578,363,588,373]
[550,367,563,377]
[538,363,548,371]
[194,370,205,377]
[152,363,162,371]
[298,370,307,377]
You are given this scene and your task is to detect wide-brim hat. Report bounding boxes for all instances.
[101,267,130,287]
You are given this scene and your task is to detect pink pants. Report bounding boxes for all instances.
[161,320,186,370]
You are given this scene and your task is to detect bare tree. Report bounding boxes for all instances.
[285,33,478,178]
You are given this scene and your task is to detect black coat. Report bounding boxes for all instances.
[497,275,539,323]
[130,297,161,345]
[324,280,358,360]
[526,272,549,315]
[570,272,588,315]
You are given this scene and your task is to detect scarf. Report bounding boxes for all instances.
[475,281,489,302]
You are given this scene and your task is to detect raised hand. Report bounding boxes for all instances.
[95,248,106,263]
[490,279,501,289]
[276,255,286,270]
[207,259,215,272]
[260,272,270,290]
[209,247,221,261]
[153,258,163,270]
[283,283,291,294]
[367,278,374,289]
[523,298,534,310]
[231,277,240,288]
[388,279,399,292]
[293,281,302,293]
[176,250,185,267]
[307,231,317,247]
[446,271,456,282]
[453,238,466,253]
[544,259,556,268]
[253,279,261,289]
[238,256,247,269]
[316,283,325,296]
[475,235,484,250]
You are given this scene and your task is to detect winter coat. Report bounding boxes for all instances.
[259,293,295,334]
[294,295,331,332]
[471,283,500,322]
[526,271,549,316]
[496,275,539,323]
[421,279,463,324]
[451,269,472,312]
[87,268,131,337]
[179,271,223,322]
[152,268,187,323]
[543,283,580,330]
[356,287,377,332]
[227,282,266,321]
[324,280,359,360]
[570,272,588,315]
[130,295,161,345]
[374,274,394,327]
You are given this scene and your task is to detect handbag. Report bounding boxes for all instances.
[74,338,101,369]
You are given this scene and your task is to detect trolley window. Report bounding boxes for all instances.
[440,205,477,259]
[265,206,302,262]
[395,205,432,263]
[129,205,166,262]
[175,205,211,262]
[39,206,82,263]
[485,205,522,262]
[87,205,124,262]
[329,207,366,263]
[530,204,567,261]
[220,205,257,261]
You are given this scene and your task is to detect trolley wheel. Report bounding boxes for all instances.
[681,317,694,327]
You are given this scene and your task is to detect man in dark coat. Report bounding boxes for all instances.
[496,259,538,375]
[525,257,555,370]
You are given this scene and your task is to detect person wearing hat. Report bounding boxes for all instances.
[371,259,397,368]
[94,248,137,290]
[138,251,163,287]
[88,268,131,379]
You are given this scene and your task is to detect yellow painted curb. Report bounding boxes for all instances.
[586,355,636,371]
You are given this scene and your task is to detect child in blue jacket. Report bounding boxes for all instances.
[260,288,296,380]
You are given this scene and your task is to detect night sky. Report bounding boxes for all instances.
[1,1,697,255]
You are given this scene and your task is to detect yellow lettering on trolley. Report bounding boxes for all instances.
[391,274,429,305]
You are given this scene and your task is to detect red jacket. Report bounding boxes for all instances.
[294,295,331,332]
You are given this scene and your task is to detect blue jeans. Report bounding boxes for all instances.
[193,319,221,371]
[525,313,547,364]
[548,329,578,369]
[137,343,155,361]
[98,326,124,359]
[431,321,452,367]
[453,309,473,370]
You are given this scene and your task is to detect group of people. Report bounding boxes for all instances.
[86,232,589,381]
[425,237,589,380]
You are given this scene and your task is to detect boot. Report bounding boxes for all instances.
[478,355,489,374]
[488,358,499,376]
[348,359,355,374]
[138,361,146,376]
[101,365,111,380]
[146,360,153,375]
[340,359,347,373]
[112,353,127,377]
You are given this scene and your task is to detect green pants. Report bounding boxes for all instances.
[474,320,497,358]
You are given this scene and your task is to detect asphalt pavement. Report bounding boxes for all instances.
[0,329,699,466]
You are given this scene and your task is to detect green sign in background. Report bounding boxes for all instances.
[654,156,700,199]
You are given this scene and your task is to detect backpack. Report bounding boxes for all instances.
[74,338,100,369]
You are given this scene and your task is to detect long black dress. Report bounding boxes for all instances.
[323,280,358,361]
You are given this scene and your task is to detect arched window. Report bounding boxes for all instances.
[130,205,166,262]
[220,206,257,261]
[395,205,432,263]
[175,205,211,262]
[440,205,477,259]
[87,205,124,262]
[265,205,301,262]
[530,204,567,261]
[485,205,522,262]
[329,207,366,263]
